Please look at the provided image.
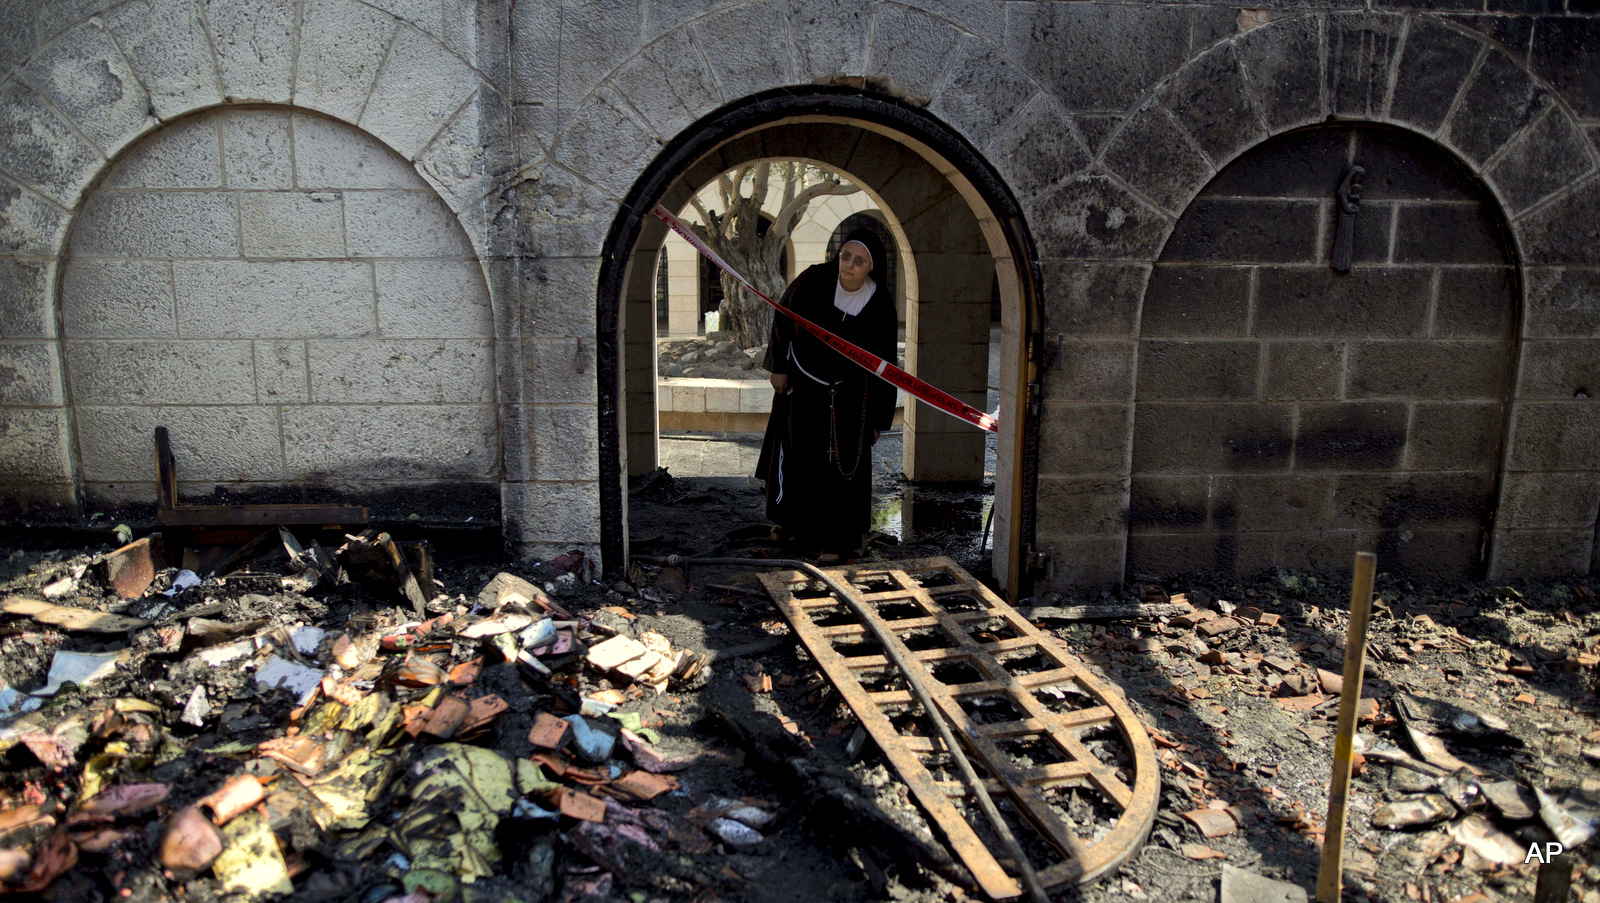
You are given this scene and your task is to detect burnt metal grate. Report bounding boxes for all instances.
[759,557,1158,899]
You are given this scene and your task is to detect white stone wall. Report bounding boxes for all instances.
[661,233,699,338]
[61,107,497,510]
[788,192,879,272]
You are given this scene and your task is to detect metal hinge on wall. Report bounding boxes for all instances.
[1022,543,1053,578]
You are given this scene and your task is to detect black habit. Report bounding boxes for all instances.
[755,229,898,554]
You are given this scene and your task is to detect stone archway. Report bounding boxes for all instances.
[61,106,500,519]
[1025,11,1600,584]
[631,148,985,489]
[1127,124,1519,580]
[598,89,1044,594]
[0,0,513,521]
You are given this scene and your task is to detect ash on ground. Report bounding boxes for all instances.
[1,510,1598,903]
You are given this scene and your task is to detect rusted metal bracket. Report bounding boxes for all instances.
[758,557,1158,899]
[155,427,368,528]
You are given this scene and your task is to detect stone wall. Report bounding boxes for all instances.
[0,0,1597,585]
[1126,126,1517,580]
[61,108,498,518]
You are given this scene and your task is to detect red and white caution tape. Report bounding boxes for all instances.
[651,204,999,433]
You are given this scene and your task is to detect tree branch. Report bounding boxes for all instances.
[687,196,718,241]
[781,161,797,208]
[751,161,771,211]
[772,178,860,240]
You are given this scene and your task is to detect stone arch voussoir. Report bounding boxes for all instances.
[7,0,498,220]
[1094,11,1596,250]
[0,0,513,349]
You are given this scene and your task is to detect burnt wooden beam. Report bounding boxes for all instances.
[154,427,368,529]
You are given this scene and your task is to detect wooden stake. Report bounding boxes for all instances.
[1316,551,1377,903]
[1533,853,1573,903]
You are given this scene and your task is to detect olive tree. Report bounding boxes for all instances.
[685,161,859,348]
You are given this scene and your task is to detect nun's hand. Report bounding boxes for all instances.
[872,429,881,445]
[769,373,788,392]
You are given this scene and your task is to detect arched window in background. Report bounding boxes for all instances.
[825,212,897,301]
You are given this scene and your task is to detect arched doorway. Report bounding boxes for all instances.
[598,89,1043,595]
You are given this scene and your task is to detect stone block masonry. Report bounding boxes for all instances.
[60,107,497,519]
[1119,126,1519,582]
[1,0,1599,584]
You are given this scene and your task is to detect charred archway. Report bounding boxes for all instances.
[597,88,1044,592]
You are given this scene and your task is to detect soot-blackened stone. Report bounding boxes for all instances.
[1526,268,1600,336]
[1126,532,1240,577]
[1346,340,1511,399]
[1436,268,1517,338]
[1294,402,1408,470]
[1132,402,1293,474]
[1486,0,1563,13]
[1407,402,1505,471]
[1159,43,1265,166]
[1389,18,1482,133]
[1444,14,1535,57]
[1324,199,1395,265]
[1487,111,1594,214]
[1205,128,1350,199]
[1445,50,1552,166]
[1393,203,1508,264]
[1136,340,1260,401]
[1006,3,1193,112]
[1373,0,1480,10]
[1254,267,1432,338]
[1041,262,1145,337]
[1102,101,1212,213]
[1330,472,1494,529]
[1235,15,1324,131]
[1212,474,1335,532]
[1381,530,1483,580]
[1353,127,1483,201]
[1030,173,1171,260]
[1141,265,1251,338]
[1519,179,1600,266]
[1263,342,1345,402]
[1325,14,1406,119]
[1531,17,1600,120]
[1128,476,1209,530]
[1162,199,1319,263]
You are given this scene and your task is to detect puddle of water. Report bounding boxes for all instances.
[872,483,994,560]
[864,429,999,563]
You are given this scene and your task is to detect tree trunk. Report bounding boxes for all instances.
[689,162,859,349]
[720,253,786,348]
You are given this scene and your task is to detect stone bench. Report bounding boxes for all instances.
[657,377,906,433]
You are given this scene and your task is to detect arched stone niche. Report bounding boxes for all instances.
[60,107,500,519]
[0,0,509,525]
[1025,11,1600,585]
[1126,125,1518,580]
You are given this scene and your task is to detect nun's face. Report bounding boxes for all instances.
[838,241,872,292]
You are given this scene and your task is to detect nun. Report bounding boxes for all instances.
[756,228,898,560]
